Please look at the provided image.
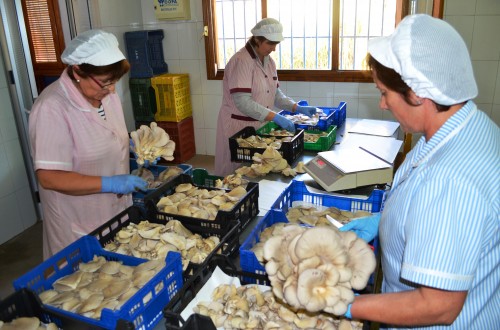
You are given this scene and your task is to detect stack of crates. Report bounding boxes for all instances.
[125,29,195,163]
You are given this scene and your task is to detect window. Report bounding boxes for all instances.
[202,0,443,82]
[21,0,66,92]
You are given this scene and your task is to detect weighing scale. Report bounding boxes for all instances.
[304,146,396,192]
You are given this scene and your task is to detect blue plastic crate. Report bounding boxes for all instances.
[239,210,289,279]
[334,101,347,127]
[130,159,192,214]
[13,236,183,330]
[125,30,168,78]
[278,107,336,131]
[272,180,385,214]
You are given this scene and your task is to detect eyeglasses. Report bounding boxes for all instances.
[88,75,116,90]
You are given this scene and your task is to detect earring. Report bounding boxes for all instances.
[76,79,80,83]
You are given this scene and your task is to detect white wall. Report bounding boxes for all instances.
[90,0,500,156]
[0,44,37,244]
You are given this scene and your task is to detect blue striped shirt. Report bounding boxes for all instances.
[380,101,500,329]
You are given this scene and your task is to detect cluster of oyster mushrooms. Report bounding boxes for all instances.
[38,257,165,319]
[130,122,176,165]
[156,183,248,219]
[103,220,220,270]
[215,173,249,190]
[131,166,184,189]
[263,128,295,137]
[286,205,373,226]
[0,317,57,330]
[263,225,376,315]
[193,284,362,330]
[304,131,329,143]
[237,135,290,150]
[235,147,306,178]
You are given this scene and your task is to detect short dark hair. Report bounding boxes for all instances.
[249,36,280,47]
[367,54,450,112]
[67,59,130,82]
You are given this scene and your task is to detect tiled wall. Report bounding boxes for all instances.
[93,0,500,155]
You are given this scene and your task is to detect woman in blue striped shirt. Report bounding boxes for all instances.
[340,14,499,329]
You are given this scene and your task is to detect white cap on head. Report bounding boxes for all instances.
[368,14,477,106]
[61,29,126,66]
[251,18,284,42]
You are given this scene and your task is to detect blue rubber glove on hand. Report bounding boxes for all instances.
[296,105,318,117]
[339,213,381,243]
[272,114,295,132]
[101,175,148,194]
[344,293,359,319]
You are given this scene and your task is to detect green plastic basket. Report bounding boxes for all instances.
[304,125,337,151]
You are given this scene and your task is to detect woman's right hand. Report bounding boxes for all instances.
[101,175,148,194]
[272,114,296,132]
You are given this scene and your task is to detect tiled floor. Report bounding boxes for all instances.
[0,155,215,300]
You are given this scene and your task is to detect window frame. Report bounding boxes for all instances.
[202,0,444,82]
[21,0,66,93]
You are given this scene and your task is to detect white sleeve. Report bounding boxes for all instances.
[232,92,271,121]
[274,87,296,111]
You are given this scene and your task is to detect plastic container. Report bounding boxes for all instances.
[125,30,168,78]
[191,168,223,188]
[163,256,270,330]
[229,126,304,165]
[156,117,196,163]
[151,74,192,122]
[334,101,347,127]
[0,288,50,325]
[129,78,157,122]
[13,236,183,330]
[278,100,338,131]
[303,124,337,151]
[129,159,192,214]
[89,206,241,279]
[272,180,385,214]
[144,174,259,237]
[239,210,289,278]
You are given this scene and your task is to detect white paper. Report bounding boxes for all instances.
[180,266,270,328]
[318,148,391,174]
[348,119,400,137]
[338,134,403,164]
[258,180,289,216]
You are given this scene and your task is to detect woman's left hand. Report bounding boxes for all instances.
[296,105,318,117]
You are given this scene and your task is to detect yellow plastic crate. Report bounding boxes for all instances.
[151,73,192,122]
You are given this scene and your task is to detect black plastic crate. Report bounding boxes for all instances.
[145,174,259,237]
[89,206,241,278]
[163,256,269,330]
[0,288,48,324]
[125,30,168,78]
[228,126,304,165]
[129,78,157,121]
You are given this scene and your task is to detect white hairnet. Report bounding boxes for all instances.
[251,18,284,42]
[368,14,477,105]
[61,29,126,66]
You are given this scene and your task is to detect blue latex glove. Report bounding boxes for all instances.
[339,213,381,243]
[296,105,318,117]
[101,175,148,194]
[344,293,359,319]
[130,139,159,168]
[272,114,295,132]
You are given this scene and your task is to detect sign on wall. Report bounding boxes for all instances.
[154,0,191,20]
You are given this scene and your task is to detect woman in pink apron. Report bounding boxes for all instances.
[214,18,317,176]
[29,30,147,258]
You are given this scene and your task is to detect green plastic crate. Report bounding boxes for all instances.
[129,78,157,121]
[191,168,223,188]
[304,125,337,151]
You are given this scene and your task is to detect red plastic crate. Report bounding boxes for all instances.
[135,118,196,164]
